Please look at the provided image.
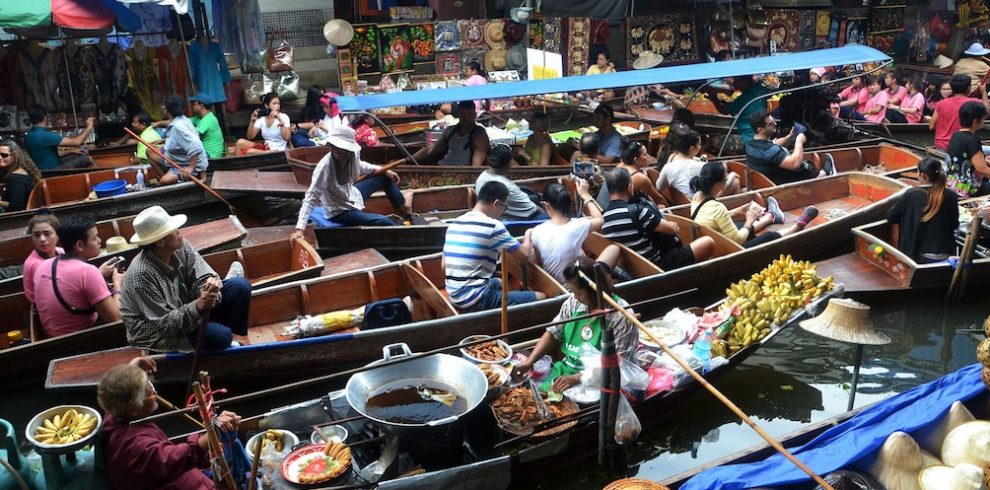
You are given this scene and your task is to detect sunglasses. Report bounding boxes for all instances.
[0,153,10,158]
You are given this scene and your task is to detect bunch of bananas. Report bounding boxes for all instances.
[34,408,96,445]
[722,255,834,352]
[977,315,990,389]
[254,429,286,453]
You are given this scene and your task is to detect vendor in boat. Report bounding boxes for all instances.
[720,75,769,145]
[744,109,834,186]
[120,206,251,352]
[0,140,42,213]
[887,157,958,264]
[189,94,226,159]
[513,258,639,393]
[690,161,818,248]
[464,61,488,115]
[24,105,96,170]
[99,357,241,490]
[592,105,622,164]
[23,214,62,303]
[476,144,546,221]
[33,215,124,338]
[946,101,990,197]
[513,112,553,166]
[235,93,292,156]
[601,168,715,271]
[151,95,209,186]
[291,126,412,231]
[583,50,616,100]
[443,181,546,312]
[657,129,738,201]
[397,100,490,167]
[930,74,989,151]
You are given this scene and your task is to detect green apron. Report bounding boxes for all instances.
[541,311,605,392]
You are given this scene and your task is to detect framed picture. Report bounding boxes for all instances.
[379,24,415,73]
[349,24,381,75]
[409,23,436,63]
[337,47,354,80]
[437,52,461,77]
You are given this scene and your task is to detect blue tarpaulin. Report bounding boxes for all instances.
[334,46,891,112]
[681,364,985,490]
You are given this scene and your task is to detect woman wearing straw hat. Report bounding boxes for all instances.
[120,206,252,352]
[291,126,411,237]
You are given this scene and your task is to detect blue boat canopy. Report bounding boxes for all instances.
[335,45,890,112]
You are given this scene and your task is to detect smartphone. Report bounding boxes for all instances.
[572,161,595,179]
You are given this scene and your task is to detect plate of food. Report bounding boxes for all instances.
[639,319,686,349]
[280,441,351,485]
[459,335,513,364]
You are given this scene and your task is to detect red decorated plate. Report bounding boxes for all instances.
[280,444,349,485]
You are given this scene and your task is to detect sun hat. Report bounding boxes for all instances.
[810,67,827,78]
[632,51,663,70]
[485,20,505,47]
[964,42,990,56]
[933,54,954,69]
[485,46,509,72]
[324,126,362,154]
[103,236,136,255]
[507,44,527,71]
[323,19,355,46]
[129,206,188,246]
[798,298,891,345]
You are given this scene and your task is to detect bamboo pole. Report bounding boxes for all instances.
[578,271,834,490]
[501,249,509,335]
[193,381,238,490]
[155,395,206,429]
[947,217,982,302]
[186,305,213,400]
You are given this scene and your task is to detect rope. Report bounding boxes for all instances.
[823,208,849,220]
[861,163,887,175]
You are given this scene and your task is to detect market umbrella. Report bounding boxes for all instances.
[0,0,141,38]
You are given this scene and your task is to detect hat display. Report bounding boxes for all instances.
[941,421,990,467]
[323,19,355,47]
[324,126,362,154]
[485,46,509,72]
[507,44,527,71]
[485,19,506,47]
[964,42,990,56]
[933,54,954,69]
[799,298,890,345]
[103,236,136,255]
[504,21,526,45]
[632,51,664,70]
[129,206,188,246]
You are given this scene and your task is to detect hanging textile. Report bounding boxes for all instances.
[187,40,230,104]
[129,3,173,48]
[53,45,73,109]
[565,18,590,77]
[543,17,561,54]
[118,0,191,16]
[97,41,129,115]
[71,44,102,109]
[127,43,165,119]
[766,9,800,53]
[236,0,265,73]
[0,45,27,109]
[19,44,63,110]
[627,15,699,68]
[157,42,192,101]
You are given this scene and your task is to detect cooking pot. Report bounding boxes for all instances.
[345,343,487,430]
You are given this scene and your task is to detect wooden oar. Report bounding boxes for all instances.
[357,159,405,184]
[578,271,835,490]
[501,249,509,335]
[247,433,263,490]
[185,305,213,400]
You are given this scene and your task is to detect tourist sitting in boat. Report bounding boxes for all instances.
[524,181,620,284]
[744,110,834,185]
[150,95,209,186]
[657,129,739,201]
[862,75,889,123]
[399,100,490,166]
[291,85,326,148]
[808,67,826,84]
[120,206,251,352]
[887,157,959,263]
[657,121,692,166]
[312,92,344,141]
[23,214,62,303]
[690,161,818,248]
[946,101,990,197]
[464,61,488,115]
[34,215,124,338]
[513,112,554,166]
[593,105,622,164]
[292,126,411,232]
[189,93,226,159]
[602,168,715,271]
[954,42,990,95]
[0,140,41,213]
[931,74,989,151]
[128,112,162,165]
[617,141,666,205]
[235,93,292,156]
[477,144,546,221]
[925,76,951,117]
[443,181,546,312]
[513,258,639,393]
[99,358,241,489]
[882,69,908,109]
[571,132,601,166]
[886,75,926,124]
[350,113,380,147]
[837,74,868,121]
[24,105,95,170]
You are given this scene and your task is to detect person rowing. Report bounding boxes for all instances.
[395,100,490,166]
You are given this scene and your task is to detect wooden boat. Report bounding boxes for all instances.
[45,252,568,390]
[814,218,990,294]
[199,237,324,289]
[44,144,292,177]
[661,365,987,488]
[0,215,247,296]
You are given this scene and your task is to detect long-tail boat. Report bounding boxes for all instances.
[46,144,292,177]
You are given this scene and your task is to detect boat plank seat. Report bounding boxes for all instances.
[582,232,663,279]
[200,237,324,289]
[0,293,33,347]
[726,161,774,192]
[501,248,566,300]
[400,263,458,320]
[210,170,307,195]
[321,248,390,276]
[665,213,744,258]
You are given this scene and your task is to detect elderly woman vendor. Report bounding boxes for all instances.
[99,358,241,489]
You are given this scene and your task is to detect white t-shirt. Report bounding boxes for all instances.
[529,217,592,283]
[657,157,705,197]
[253,113,291,151]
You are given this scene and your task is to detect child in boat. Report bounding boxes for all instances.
[23,213,62,303]
[886,157,959,263]
[689,161,818,248]
[862,75,889,123]
[235,93,292,156]
[514,112,554,166]
[512,258,639,393]
[0,140,41,213]
[837,74,868,121]
[886,75,926,124]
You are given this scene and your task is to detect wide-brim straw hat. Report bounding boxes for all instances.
[633,51,663,70]
[485,20,505,47]
[504,21,526,45]
[799,298,890,345]
[485,46,509,72]
[129,206,188,246]
[103,236,136,255]
[324,19,355,47]
[325,125,362,154]
[507,44,527,71]
[933,54,954,69]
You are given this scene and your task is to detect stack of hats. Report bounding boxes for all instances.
[504,20,527,72]
[485,20,508,72]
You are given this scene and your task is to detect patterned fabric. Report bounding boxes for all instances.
[129,3,173,48]
[379,24,414,73]
[766,9,800,53]
[409,23,435,63]
[799,10,817,51]
[119,240,220,353]
[435,21,461,52]
[543,17,562,53]
[96,42,129,115]
[296,151,379,229]
[20,45,62,110]
[349,24,382,75]
[566,18,590,77]
[529,19,544,50]
[627,15,698,67]
[460,19,487,49]
[127,45,164,120]
[53,47,71,110]
[156,43,193,102]
[0,47,26,109]
[437,52,461,77]
[71,45,102,109]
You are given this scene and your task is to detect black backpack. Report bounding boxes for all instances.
[363,298,411,330]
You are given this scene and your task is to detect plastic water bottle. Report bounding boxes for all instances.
[136,170,145,191]
[693,329,712,374]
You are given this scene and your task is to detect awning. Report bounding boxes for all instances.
[334,45,891,112]
[1,0,141,37]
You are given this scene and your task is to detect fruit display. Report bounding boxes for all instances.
[721,255,834,353]
[34,408,97,445]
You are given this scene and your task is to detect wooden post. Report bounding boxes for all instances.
[594,264,621,471]
[501,249,509,335]
[193,381,238,490]
[185,306,213,400]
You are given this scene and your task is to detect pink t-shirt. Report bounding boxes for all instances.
[23,247,63,303]
[33,257,110,338]
[900,92,926,123]
[466,74,487,114]
[934,96,981,150]
[885,85,908,105]
[864,90,890,123]
[839,86,870,112]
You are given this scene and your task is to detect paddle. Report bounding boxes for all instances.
[577,271,836,490]
[185,301,214,400]
[947,211,988,302]
[356,159,404,184]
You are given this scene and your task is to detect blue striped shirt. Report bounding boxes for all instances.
[443,210,521,309]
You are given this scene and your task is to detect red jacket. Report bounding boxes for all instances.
[101,413,214,490]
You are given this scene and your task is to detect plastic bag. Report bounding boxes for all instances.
[267,32,294,72]
[244,73,272,105]
[274,71,300,101]
[613,396,642,445]
[578,344,603,389]
[619,357,649,392]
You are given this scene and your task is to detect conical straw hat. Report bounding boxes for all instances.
[799,298,890,345]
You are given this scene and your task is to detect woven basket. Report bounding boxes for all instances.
[602,478,670,490]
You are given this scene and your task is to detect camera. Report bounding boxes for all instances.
[257,107,271,118]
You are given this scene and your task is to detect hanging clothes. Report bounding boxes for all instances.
[53,46,73,110]
[211,0,264,72]
[211,0,239,55]
[20,44,62,110]
[97,41,129,116]
[127,44,165,119]
[157,42,193,101]
[129,3,173,48]
[72,44,103,109]
[187,41,230,104]
[0,45,27,109]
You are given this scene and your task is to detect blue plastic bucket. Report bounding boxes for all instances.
[93,179,128,198]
